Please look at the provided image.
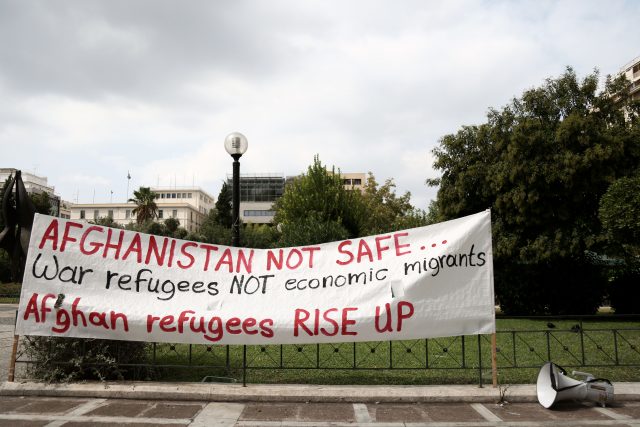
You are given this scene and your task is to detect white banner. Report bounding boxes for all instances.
[16,211,495,345]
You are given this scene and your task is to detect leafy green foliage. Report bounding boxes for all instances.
[23,337,151,382]
[214,182,233,227]
[608,268,640,314]
[599,174,640,314]
[30,191,52,215]
[360,174,420,235]
[429,68,640,314]
[0,250,11,283]
[193,210,233,245]
[242,223,279,248]
[277,212,349,247]
[91,216,123,228]
[274,156,364,242]
[124,218,188,239]
[599,174,640,257]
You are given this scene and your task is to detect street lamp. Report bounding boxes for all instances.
[224,132,248,247]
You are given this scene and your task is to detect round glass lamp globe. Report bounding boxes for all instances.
[224,132,248,156]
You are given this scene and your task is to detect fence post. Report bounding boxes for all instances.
[491,332,498,387]
[7,334,19,382]
[242,345,247,387]
[7,311,19,382]
[613,330,619,365]
[477,334,483,388]
[580,318,585,365]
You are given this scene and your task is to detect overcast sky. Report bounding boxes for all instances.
[1,1,638,209]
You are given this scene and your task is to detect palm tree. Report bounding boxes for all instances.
[128,187,158,225]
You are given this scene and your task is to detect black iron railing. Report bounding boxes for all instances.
[12,314,640,386]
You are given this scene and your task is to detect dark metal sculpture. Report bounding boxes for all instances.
[0,170,36,282]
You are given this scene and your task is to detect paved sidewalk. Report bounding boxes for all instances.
[2,380,640,403]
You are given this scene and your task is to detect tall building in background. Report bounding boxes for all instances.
[227,173,285,224]
[0,168,61,216]
[229,172,367,224]
[69,187,215,232]
[619,55,640,101]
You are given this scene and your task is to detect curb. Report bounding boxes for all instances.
[0,381,535,403]
[2,381,639,404]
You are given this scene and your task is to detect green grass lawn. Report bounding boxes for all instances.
[0,282,20,303]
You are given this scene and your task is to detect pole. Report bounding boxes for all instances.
[8,312,19,382]
[477,334,483,388]
[232,155,241,247]
[491,332,498,388]
[232,154,243,386]
[127,171,131,202]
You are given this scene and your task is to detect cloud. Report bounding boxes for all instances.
[1,0,638,209]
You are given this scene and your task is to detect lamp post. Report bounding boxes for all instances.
[224,132,248,247]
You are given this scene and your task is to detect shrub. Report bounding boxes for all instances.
[496,258,606,315]
[609,268,640,314]
[23,337,153,382]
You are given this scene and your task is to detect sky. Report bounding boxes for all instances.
[1,1,639,210]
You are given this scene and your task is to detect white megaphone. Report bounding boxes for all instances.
[536,362,614,408]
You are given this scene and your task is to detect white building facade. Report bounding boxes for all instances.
[70,187,215,232]
[620,56,640,102]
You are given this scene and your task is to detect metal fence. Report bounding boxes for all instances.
[12,314,640,386]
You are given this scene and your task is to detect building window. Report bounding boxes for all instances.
[125,210,131,219]
[188,193,192,198]
[108,210,114,219]
[161,193,165,199]
[158,210,164,219]
[353,179,362,185]
[172,209,177,218]
[177,193,182,198]
[80,210,85,219]
[243,210,275,217]
[172,193,176,198]
[93,210,99,219]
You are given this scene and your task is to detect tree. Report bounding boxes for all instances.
[429,68,640,314]
[599,174,640,258]
[214,182,233,227]
[273,156,365,246]
[599,174,640,314]
[30,192,51,215]
[128,187,158,225]
[91,216,122,229]
[359,173,425,235]
[242,223,279,248]
[277,212,349,247]
[197,210,232,246]
[163,217,180,234]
